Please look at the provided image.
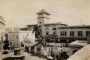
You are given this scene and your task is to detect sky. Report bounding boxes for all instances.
[0,0,90,28]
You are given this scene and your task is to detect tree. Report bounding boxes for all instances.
[33,25,42,39]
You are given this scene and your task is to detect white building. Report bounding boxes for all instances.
[6,28,35,48]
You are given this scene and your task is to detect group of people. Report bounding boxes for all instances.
[50,46,69,60]
[30,43,69,60]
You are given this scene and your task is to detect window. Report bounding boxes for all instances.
[60,31,67,36]
[10,42,12,45]
[78,31,83,36]
[70,31,74,36]
[46,32,49,35]
[53,28,57,30]
[46,28,49,35]
[53,32,56,34]
[17,36,18,39]
[86,31,90,36]
[39,21,42,24]
[53,28,57,35]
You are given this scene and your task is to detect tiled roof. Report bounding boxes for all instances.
[37,9,50,15]
[58,25,90,29]
[0,16,5,25]
[27,22,67,27]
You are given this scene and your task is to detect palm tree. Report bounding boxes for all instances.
[33,25,42,39]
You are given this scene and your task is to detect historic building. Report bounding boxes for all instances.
[25,9,67,41]
[58,25,90,42]
[21,9,90,43]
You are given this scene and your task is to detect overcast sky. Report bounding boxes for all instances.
[0,0,90,28]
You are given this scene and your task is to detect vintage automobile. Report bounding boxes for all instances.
[2,56,25,60]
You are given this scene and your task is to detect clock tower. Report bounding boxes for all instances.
[37,9,50,26]
[37,9,50,36]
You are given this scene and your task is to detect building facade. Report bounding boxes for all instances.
[6,28,35,48]
[22,9,90,43]
[26,9,67,38]
[5,28,21,48]
[58,26,90,41]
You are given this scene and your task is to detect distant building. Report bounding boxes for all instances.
[5,28,21,48]
[5,28,35,48]
[58,25,90,42]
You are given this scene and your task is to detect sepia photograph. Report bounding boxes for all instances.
[0,0,90,60]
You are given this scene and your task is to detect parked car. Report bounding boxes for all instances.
[3,55,25,60]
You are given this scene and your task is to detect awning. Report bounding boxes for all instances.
[69,40,87,47]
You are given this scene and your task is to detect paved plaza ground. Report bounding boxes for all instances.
[1,51,46,60]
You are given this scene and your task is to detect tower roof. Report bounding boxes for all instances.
[37,9,50,15]
[0,16,5,25]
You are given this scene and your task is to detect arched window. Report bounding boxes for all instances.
[17,36,18,39]
[45,28,49,35]
[46,32,49,35]
[53,32,56,34]
[53,28,57,30]
[52,28,57,35]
